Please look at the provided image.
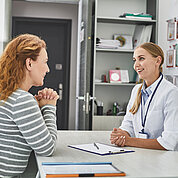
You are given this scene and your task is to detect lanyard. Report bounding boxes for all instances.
[140,73,163,133]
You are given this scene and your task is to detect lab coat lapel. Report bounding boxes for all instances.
[143,95,151,116]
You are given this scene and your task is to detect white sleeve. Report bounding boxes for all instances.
[157,88,178,151]
[119,85,141,137]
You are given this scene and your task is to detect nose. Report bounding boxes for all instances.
[134,59,140,67]
[47,64,50,73]
[133,60,140,70]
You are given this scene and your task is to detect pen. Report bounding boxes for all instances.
[108,149,125,154]
[93,142,99,149]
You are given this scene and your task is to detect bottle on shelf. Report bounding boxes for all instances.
[113,102,119,116]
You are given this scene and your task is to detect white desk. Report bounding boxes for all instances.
[36,131,178,178]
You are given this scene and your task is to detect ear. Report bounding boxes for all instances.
[25,58,32,71]
[156,56,162,66]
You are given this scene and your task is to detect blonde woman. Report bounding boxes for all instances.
[110,42,178,151]
[0,34,59,177]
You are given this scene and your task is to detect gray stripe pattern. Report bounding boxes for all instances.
[0,89,57,177]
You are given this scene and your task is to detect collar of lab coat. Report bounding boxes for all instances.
[142,74,162,96]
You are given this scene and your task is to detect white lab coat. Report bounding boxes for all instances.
[120,77,178,151]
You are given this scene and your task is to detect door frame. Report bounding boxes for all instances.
[75,0,94,130]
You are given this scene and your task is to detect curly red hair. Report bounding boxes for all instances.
[0,34,46,101]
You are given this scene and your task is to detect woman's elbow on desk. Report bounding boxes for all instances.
[36,148,55,157]
[35,143,56,157]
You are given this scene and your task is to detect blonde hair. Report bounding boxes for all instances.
[129,42,164,114]
[0,34,46,101]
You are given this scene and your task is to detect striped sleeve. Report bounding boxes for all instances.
[41,105,58,141]
[13,92,57,156]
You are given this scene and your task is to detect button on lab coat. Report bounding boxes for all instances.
[120,77,178,151]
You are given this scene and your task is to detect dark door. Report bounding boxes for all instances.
[12,17,71,130]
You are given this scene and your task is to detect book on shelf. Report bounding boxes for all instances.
[119,13,152,20]
[133,25,145,48]
[141,25,152,44]
[133,25,152,48]
[109,70,129,83]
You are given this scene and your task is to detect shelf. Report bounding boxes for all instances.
[96,48,134,53]
[95,82,136,86]
[97,16,157,25]
[94,115,125,118]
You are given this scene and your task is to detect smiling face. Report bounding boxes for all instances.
[133,47,161,87]
[30,47,49,87]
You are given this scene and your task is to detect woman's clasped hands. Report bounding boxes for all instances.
[110,128,130,147]
[35,88,59,107]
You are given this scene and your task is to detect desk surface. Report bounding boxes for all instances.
[36,131,178,178]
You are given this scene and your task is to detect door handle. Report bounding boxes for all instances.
[76,96,85,100]
[58,83,63,101]
[85,93,90,114]
[76,93,95,114]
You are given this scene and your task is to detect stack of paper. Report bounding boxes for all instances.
[96,38,120,49]
[68,143,134,155]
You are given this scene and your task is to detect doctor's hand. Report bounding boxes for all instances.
[110,128,130,147]
[35,88,59,107]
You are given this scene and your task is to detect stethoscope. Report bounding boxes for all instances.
[140,73,163,134]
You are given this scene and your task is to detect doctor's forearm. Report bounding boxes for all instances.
[125,137,166,150]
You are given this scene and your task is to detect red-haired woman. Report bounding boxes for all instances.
[0,34,59,177]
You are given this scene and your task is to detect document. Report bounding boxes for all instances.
[68,143,134,156]
[42,162,126,177]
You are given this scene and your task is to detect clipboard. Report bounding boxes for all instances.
[68,143,134,156]
[42,162,126,177]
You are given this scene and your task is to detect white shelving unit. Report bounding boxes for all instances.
[96,48,134,53]
[95,83,136,86]
[97,16,157,25]
[92,0,158,130]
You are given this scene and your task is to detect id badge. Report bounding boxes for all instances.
[138,132,148,139]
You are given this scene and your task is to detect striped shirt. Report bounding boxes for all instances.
[0,89,57,177]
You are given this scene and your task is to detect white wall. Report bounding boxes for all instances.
[0,0,5,53]
[158,0,178,75]
[0,0,11,54]
[12,0,78,129]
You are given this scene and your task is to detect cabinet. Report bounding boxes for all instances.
[92,0,158,130]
